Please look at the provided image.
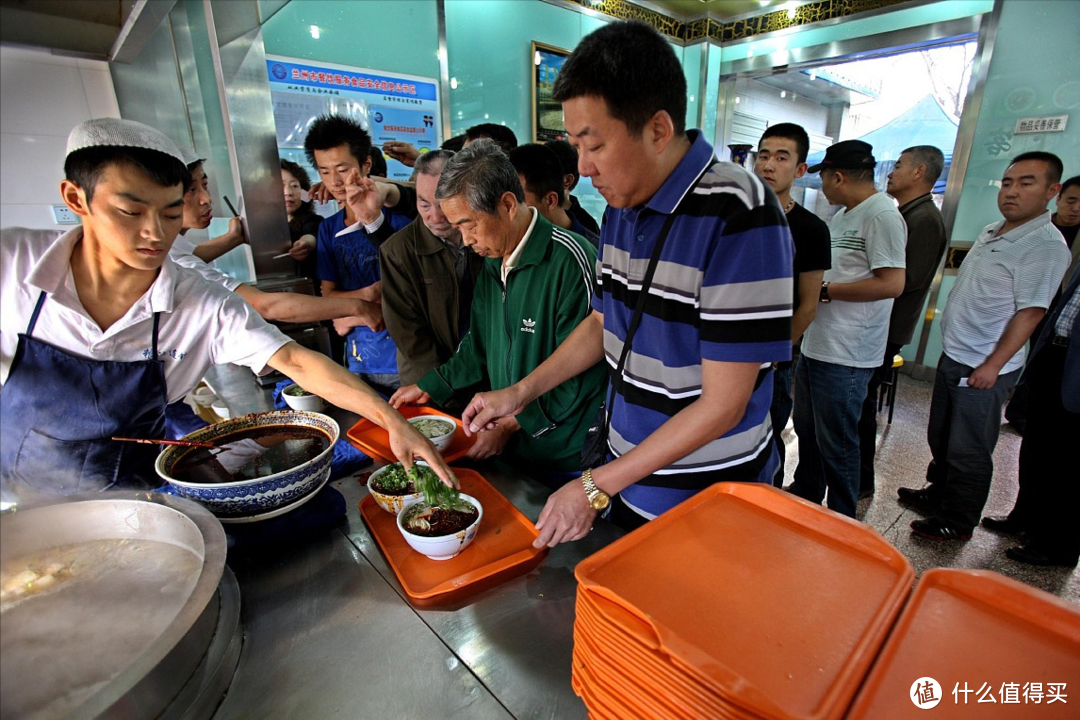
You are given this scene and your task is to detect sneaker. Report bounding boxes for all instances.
[897,485,941,513]
[911,517,972,541]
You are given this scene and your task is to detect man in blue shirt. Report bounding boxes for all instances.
[459,21,792,547]
[304,115,413,393]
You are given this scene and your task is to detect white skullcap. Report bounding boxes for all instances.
[179,144,204,167]
[66,118,186,165]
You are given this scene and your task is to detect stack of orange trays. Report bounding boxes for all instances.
[847,568,1080,719]
[572,483,914,720]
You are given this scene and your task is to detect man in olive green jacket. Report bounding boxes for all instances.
[392,140,604,472]
[380,150,485,388]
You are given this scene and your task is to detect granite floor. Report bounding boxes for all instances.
[776,372,1079,605]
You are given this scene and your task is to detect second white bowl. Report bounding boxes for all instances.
[396,494,482,561]
[282,384,326,412]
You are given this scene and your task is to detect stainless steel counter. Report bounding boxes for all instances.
[204,364,623,719]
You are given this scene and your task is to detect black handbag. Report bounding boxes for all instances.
[581,214,678,470]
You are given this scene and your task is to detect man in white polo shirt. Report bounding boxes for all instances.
[900,151,1070,541]
[787,140,906,519]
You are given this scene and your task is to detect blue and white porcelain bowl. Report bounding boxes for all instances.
[155,410,339,518]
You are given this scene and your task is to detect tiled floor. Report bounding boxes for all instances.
[776,373,1079,604]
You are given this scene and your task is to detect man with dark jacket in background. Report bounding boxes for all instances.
[858,145,948,498]
[545,138,601,236]
[380,150,484,392]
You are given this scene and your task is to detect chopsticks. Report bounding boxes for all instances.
[112,436,216,449]
[223,195,239,217]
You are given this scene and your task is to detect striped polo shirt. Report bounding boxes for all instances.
[593,130,793,516]
[942,211,1069,372]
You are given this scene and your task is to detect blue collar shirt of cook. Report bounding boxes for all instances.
[0,226,292,402]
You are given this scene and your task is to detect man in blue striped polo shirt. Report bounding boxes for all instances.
[460,20,793,546]
[900,151,1071,541]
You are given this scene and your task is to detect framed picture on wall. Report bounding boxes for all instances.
[532,41,571,143]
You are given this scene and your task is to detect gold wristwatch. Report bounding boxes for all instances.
[581,468,610,511]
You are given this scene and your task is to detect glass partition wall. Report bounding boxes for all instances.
[722,37,978,226]
[712,5,994,374]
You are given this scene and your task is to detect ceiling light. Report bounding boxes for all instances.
[735,96,741,104]
[780,90,786,98]
[310,25,320,40]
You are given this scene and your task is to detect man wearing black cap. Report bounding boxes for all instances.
[786,140,907,518]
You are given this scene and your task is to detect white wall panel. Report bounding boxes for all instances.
[0,45,118,230]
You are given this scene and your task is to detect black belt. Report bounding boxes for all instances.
[1050,335,1070,347]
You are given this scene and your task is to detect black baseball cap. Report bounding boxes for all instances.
[807,140,876,173]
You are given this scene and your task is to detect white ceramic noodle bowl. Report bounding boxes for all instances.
[396,494,482,561]
[407,416,456,452]
[281,384,327,412]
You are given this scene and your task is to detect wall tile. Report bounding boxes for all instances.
[0,46,79,67]
[0,59,90,136]
[0,203,66,231]
[0,133,68,205]
[80,67,121,119]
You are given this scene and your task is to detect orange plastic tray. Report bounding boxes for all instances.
[575,592,728,717]
[346,405,476,463]
[846,568,1080,719]
[358,467,546,606]
[574,483,914,720]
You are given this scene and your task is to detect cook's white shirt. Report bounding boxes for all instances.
[0,227,290,403]
[169,234,243,291]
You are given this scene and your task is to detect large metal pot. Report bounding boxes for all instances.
[0,491,227,720]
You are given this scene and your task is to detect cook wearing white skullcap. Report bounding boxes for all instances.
[2,116,452,506]
[66,117,186,165]
[179,144,204,168]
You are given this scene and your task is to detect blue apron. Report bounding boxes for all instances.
[0,292,168,498]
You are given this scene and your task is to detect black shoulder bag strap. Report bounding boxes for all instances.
[582,212,678,468]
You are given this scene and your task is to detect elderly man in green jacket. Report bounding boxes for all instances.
[391,140,604,478]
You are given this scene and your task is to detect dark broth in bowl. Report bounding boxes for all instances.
[170,426,331,484]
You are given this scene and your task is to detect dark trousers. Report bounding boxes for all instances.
[1013,344,1080,561]
[769,346,801,487]
[858,342,903,495]
[926,354,1021,533]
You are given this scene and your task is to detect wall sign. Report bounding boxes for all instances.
[1014,115,1068,134]
[267,54,441,183]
